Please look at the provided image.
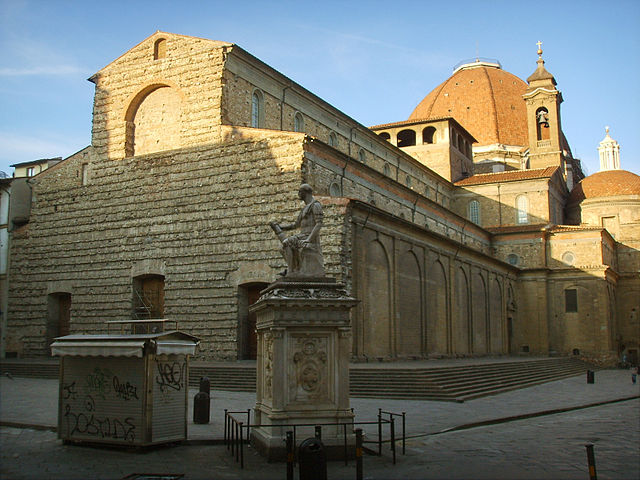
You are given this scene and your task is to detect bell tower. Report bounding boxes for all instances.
[523,42,565,170]
[598,126,621,171]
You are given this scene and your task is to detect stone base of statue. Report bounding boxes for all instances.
[249,277,358,461]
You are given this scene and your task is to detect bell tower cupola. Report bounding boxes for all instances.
[523,42,564,170]
[598,126,621,171]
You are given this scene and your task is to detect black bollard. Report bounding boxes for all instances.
[286,431,294,480]
[194,376,211,424]
[199,376,210,395]
[355,428,363,480]
[587,370,595,384]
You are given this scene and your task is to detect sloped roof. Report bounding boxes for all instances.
[455,166,559,186]
[568,170,640,204]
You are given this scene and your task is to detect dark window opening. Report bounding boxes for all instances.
[154,39,167,60]
[565,289,578,313]
[536,107,550,141]
[422,127,436,144]
[397,129,416,147]
[378,132,391,141]
[238,282,269,360]
[47,293,71,353]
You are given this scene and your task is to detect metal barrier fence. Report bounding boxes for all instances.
[223,408,406,471]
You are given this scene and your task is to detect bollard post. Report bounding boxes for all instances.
[402,411,406,455]
[286,431,294,480]
[390,417,396,465]
[343,423,348,466]
[315,425,322,441]
[585,444,597,480]
[239,422,244,469]
[378,408,382,456]
[199,376,210,395]
[355,428,363,480]
[193,391,210,424]
[587,370,595,384]
[224,409,228,446]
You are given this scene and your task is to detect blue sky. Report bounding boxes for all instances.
[1,0,639,178]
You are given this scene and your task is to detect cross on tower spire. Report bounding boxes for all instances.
[536,40,543,58]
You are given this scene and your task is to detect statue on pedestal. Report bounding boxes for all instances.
[270,184,325,278]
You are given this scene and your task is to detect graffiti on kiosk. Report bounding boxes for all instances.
[85,367,113,399]
[112,376,139,401]
[155,360,186,393]
[63,396,136,443]
[62,381,77,400]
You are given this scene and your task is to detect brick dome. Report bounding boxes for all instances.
[568,170,640,204]
[408,61,528,147]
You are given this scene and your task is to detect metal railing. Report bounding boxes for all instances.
[223,408,406,470]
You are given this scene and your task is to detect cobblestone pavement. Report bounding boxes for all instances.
[1,368,638,479]
[1,399,638,479]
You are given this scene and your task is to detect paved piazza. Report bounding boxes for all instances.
[1,371,638,480]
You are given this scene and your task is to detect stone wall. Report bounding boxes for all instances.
[90,32,228,160]
[349,202,516,360]
[6,128,310,359]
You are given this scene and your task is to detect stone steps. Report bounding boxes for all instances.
[0,360,59,379]
[1,357,592,402]
[349,358,589,401]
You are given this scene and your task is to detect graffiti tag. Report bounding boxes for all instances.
[112,376,139,401]
[85,367,112,399]
[62,381,77,400]
[155,361,185,393]
[64,399,136,443]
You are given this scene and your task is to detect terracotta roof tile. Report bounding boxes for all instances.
[455,166,559,186]
[409,65,529,147]
[568,170,640,204]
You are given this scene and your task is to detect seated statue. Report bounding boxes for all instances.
[270,184,325,278]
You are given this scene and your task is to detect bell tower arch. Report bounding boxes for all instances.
[523,42,564,170]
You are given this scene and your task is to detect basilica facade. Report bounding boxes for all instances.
[2,32,638,366]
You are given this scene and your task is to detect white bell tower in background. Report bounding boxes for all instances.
[598,126,620,171]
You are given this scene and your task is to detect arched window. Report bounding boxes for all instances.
[397,129,416,147]
[536,107,550,141]
[251,89,264,128]
[405,175,412,187]
[154,39,167,60]
[383,163,391,176]
[329,182,342,196]
[423,127,436,144]
[358,149,366,163]
[329,132,338,147]
[378,132,391,141]
[516,195,529,224]
[294,112,304,132]
[468,200,480,225]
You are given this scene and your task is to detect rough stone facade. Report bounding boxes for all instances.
[3,31,638,366]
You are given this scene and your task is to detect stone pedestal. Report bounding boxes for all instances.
[249,278,357,460]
